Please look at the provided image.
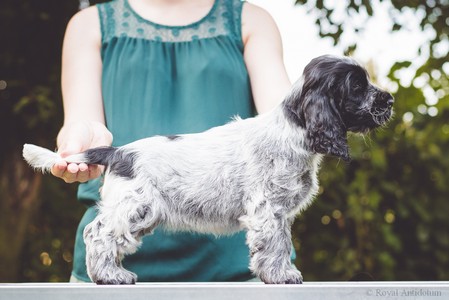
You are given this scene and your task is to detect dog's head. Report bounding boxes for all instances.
[284,55,394,161]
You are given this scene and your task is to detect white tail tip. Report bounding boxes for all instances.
[22,143,61,173]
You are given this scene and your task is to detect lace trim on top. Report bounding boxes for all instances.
[97,0,244,45]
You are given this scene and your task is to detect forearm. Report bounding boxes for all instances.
[59,5,107,145]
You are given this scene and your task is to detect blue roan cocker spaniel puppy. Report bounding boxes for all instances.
[23,55,394,284]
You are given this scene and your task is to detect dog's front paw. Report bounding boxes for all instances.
[93,269,137,285]
[283,269,303,284]
[261,268,303,284]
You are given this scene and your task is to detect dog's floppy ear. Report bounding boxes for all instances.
[300,88,350,161]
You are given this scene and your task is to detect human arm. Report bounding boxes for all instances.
[51,6,112,183]
[242,3,292,114]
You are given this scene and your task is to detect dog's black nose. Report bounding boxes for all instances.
[381,92,394,107]
[386,95,394,107]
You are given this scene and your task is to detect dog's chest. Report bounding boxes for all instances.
[292,168,319,213]
[264,154,321,216]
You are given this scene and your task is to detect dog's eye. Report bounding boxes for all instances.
[353,83,362,90]
[352,82,367,94]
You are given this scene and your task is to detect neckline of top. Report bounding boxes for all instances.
[124,0,219,29]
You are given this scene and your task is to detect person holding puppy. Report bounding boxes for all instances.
[54,0,291,282]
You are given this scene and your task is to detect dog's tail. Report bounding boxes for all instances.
[22,143,118,173]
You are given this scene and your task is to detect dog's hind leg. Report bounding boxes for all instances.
[84,180,163,284]
[244,209,303,284]
[83,215,138,284]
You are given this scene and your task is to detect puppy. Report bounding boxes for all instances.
[23,55,394,284]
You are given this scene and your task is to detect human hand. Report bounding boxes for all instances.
[51,121,113,183]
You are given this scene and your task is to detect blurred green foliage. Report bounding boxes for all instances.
[20,177,83,282]
[0,0,448,282]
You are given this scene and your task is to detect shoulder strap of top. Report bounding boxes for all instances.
[223,0,245,49]
[96,0,122,44]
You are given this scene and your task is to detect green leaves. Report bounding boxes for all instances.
[13,85,56,129]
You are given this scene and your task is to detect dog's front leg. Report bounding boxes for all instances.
[245,211,302,284]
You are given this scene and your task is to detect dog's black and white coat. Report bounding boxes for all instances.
[23,55,394,285]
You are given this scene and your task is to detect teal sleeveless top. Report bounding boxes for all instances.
[72,0,256,282]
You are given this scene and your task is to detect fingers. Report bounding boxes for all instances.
[67,162,88,173]
[51,160,68,178]
[63,163,87,183]
[51,161,102,183]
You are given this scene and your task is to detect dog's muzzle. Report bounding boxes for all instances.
[370,91,394,124]
[374,91,394,109]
